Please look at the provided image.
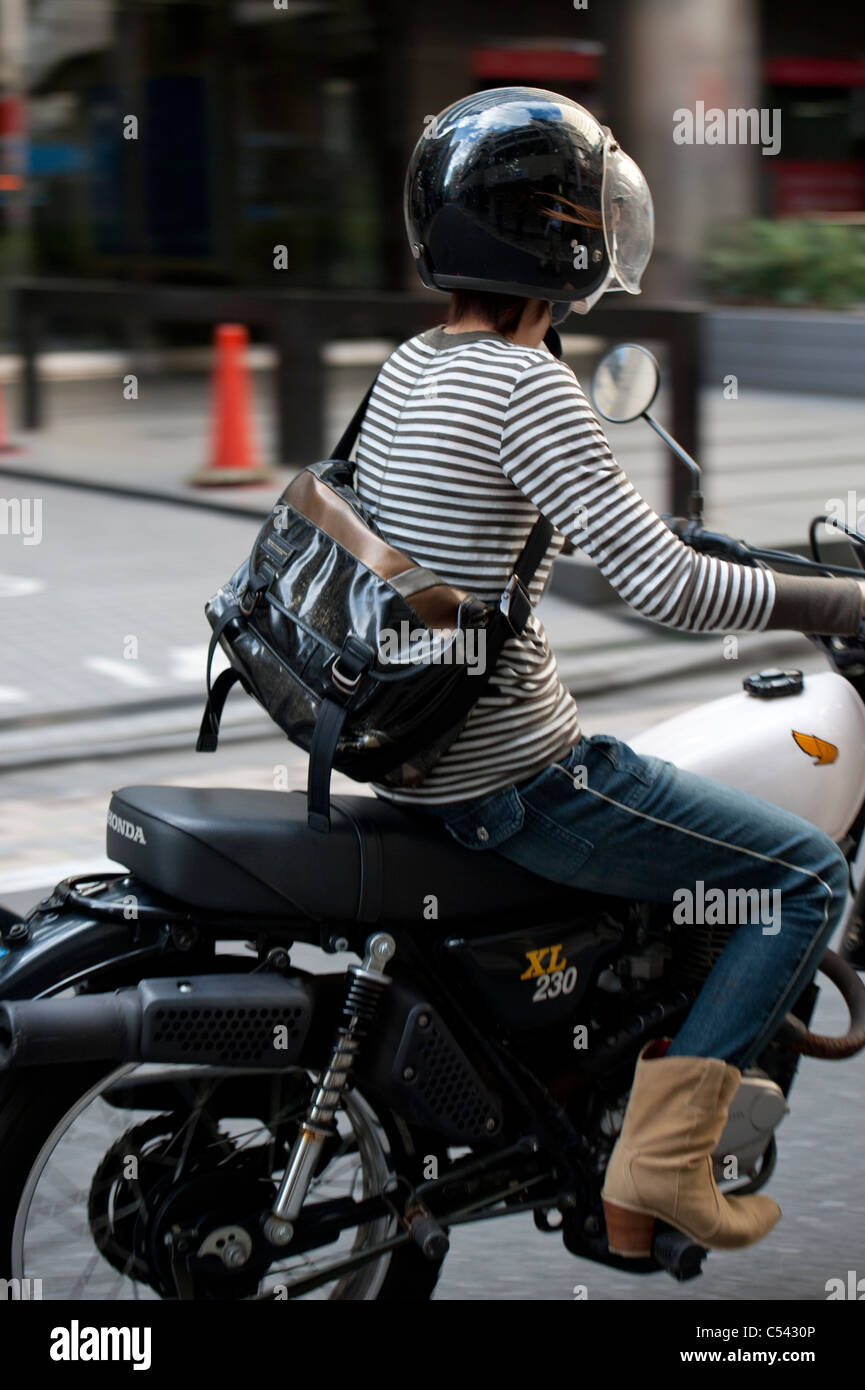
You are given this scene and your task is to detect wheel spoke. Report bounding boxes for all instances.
[14,1065,398,1301]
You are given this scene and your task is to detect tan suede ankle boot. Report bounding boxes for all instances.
[600,1039,781,1257]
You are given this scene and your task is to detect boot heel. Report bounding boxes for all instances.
[602,1199,655,1258]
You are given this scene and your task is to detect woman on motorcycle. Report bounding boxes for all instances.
[354,89,865,1257]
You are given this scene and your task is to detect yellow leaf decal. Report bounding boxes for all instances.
[792,731,838,766]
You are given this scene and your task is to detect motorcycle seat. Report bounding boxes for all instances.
[106,785,578,925]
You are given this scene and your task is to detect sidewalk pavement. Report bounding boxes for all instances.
[0,353,859,767]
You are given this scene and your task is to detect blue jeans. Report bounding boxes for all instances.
[413,735,848,1069]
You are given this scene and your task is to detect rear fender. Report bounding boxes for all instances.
[0,874,224,1000]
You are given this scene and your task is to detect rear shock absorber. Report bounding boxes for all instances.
[263,932,395,1246]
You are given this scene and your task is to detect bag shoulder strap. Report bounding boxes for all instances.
[514,515,555,590]
[498,514,554,634]
[496,324,562,629]
[330,374,380,461]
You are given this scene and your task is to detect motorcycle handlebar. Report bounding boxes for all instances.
[664,517,755,565]
[665,515,865,651]
[665,516,865,583]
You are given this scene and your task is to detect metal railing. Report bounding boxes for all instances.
[9,277,702,514]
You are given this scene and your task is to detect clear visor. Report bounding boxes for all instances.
[601,142,654,295]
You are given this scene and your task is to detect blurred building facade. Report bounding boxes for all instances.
[0,0,863,305]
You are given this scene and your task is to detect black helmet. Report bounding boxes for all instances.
[404,87,653,315]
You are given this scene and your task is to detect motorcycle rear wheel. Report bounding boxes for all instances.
[0,1060,445,1302]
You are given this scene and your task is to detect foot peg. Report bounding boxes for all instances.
[602,1202,706,1280]
[651,1224,707,1282]
[406,1204,449,1262]
[602,1199,708,1280]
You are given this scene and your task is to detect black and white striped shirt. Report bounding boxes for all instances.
[352,325,833,804]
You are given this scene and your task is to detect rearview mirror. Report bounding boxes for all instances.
[590,341,704,522]
[591,343,660,424]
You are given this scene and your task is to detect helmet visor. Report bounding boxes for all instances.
[602,143,654,294]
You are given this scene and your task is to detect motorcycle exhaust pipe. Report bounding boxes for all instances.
[0,992,140,1067]
[0,974,313,1070]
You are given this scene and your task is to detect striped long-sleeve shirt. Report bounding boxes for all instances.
[355,326,862,804]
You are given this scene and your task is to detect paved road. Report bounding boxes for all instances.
[2,666,862,1302]
[0,478,818,782]
[0,481,252,722]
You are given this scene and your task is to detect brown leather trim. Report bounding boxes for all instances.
[410,587,466,630]
[287,472,466,630]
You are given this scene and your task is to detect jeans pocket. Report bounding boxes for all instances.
[587,733,662,789]
[442,784,526,851]
[508,761,597,872]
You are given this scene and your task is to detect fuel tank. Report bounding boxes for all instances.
[629,670,865,842]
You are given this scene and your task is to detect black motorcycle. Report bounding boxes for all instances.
[1,346,864,1301]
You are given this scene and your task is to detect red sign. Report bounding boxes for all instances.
[471,47,600,83]
[0,96,23,137]
[764,57,865,87]
[771,160,865,214]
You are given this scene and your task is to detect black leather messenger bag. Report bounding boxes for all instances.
[197,378,553,831]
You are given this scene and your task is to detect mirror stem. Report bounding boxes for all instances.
[642,411,703,522]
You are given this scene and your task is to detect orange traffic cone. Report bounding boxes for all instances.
[190,323,275,486]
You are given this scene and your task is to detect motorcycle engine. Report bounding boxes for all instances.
[590,912,791,1189]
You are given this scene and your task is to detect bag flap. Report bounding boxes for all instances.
[278,467,470,631]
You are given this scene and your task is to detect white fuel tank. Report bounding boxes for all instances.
[630,670,865,842]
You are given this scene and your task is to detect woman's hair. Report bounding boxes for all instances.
[447,290,547,336]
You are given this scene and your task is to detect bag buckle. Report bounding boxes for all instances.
[331,655,364,695]
[500,573,531,632]
[330,637,374,697]
[239,586,260,617]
